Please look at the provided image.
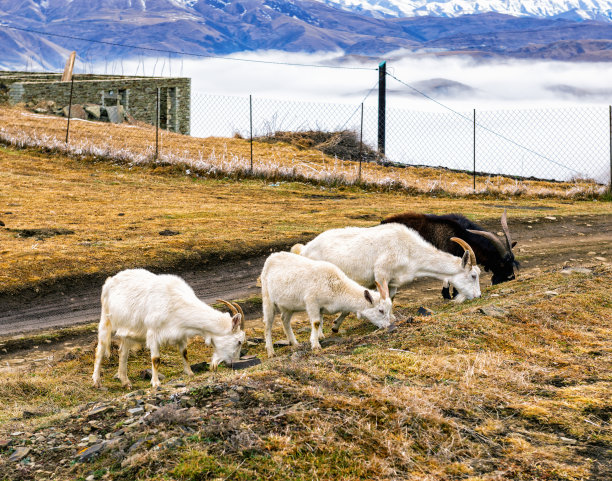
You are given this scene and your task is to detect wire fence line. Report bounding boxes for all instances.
[8,69,610,195]
[190,90,611,185]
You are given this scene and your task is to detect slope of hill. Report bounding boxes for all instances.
[316,0,612,21]
[1,0,612,69]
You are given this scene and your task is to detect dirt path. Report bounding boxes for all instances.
[1,213,610,339]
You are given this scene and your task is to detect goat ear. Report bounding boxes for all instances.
[461,250,470,268]
[364,290,374,304]
[231,314,241,332]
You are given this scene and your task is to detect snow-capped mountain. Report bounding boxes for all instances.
[315,0,612,22]
[1,0,612,69]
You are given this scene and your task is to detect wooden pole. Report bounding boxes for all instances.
[250,95,253,172]
[609,105,611,193]
[378,61,386,158]
[61,51,76,82]
[358,102,364,181]
[65,76,74,144]
[155,88,159,160]
[473,108,476,191]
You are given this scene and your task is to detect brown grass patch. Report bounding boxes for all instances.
[2,144,609,294]
[0,265,609,480]
[0,105,606,198]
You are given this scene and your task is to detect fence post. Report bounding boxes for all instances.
[250,94,253,172]
[358,102,364,182]
[609,105,611,193]
[473,108,476,191]
[155,88,159,160]
[378,61,386,158]
[65,76,74,144]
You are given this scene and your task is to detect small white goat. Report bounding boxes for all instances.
[260,251,394,358]
[292,223,481,332]
[92,269,245,389]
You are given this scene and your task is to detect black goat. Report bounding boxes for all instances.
[381,210,518,298]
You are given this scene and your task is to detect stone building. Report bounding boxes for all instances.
[0,72,191,134]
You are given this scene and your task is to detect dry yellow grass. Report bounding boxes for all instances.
[0,105,606,198]
[1,144,610,294]
[0,264,609,480]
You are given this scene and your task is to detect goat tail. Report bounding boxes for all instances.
[290,243,304,255]
[98,279,113,359]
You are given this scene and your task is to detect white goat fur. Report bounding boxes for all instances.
[260,252,394,357]
[292,223,481,331]
[92,269,245,389]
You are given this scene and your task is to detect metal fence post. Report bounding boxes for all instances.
[378,61,386,158]
[473,108,476,191]
[65,76,74,144]
[358,102,363,182]
[250,94,253,172]
[155,88,159,160]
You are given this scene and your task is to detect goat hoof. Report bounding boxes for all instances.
[331,327,339,334]
[93,380,101,389]
[122,382,133,390]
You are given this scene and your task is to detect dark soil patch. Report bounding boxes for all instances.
[10,227,74,240]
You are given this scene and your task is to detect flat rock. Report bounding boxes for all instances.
[105,105,125,123]
[86,405,114,418]
[8,446,30,462]
[416,307,433,317]
[127,407,144,415]
[247,338,264,344]
[140,369,166,381]
[159,229,180,236]
[190,361,209,373]
[76,442,105,462]
[63,104,87,120]
[561,267,593,275]
[273,340,291,348]
[320,336,343,347]
[83,104,101,120]
[479,306,508,318]
[231,357,261,370]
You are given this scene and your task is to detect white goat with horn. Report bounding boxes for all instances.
[92,269,246,389]
[260,251,394,358]
[292,223,481,332]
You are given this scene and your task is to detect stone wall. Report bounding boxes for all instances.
[1,73,191,134]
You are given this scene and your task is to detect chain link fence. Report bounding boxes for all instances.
[191,91,612,186]
[3,72,610,196]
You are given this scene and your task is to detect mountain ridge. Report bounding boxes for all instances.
[1,0,612,70]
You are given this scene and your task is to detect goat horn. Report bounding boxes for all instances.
[231,301,245,330]
[450,237,476,266]
[500,209,514,252]
[217,299,238,316]
[375,281,386,300]
[467,229,508,257]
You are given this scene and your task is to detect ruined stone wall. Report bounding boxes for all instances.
[2,73,191,134]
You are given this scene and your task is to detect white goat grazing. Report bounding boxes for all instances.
[292,223,481,332]
[260,251,394,358]
[92,269,246,389]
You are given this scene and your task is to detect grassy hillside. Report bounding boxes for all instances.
[0,105,607,199]
[0,263,609,480]
[1,144,610,294]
